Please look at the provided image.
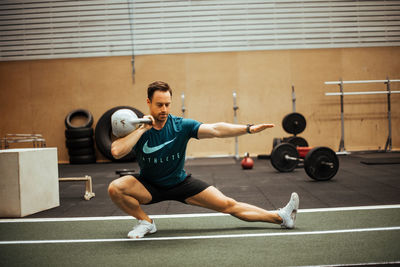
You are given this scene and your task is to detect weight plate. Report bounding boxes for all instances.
[287,136,309,147]
[282,112,306,135]
[270,143,299,172]
[304,147,339,181]
[273,137,282,148]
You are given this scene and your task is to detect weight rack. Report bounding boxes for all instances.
[0,134,46,149]
[325,78,400,153]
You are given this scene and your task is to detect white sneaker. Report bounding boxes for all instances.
[278,192,300,229]
[127,219,157,239]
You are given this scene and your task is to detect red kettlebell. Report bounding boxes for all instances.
[241,152,254,169]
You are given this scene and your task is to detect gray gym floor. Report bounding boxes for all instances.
[23,152,400,218]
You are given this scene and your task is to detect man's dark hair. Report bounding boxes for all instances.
[147,81,172,101]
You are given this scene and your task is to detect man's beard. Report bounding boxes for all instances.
[155,113,168,122]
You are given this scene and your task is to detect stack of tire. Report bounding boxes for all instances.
[65,109,96,164]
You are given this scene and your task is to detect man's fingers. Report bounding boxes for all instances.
[146,115,155,125]
[251,123,275,133]
[140,115,154,130]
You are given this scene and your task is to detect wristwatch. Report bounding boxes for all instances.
[246,124,254,134]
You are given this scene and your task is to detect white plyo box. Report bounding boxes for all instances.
[0,148,60,217]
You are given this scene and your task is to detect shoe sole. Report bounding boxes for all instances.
[290,192,300,228]
[128,230,157,239]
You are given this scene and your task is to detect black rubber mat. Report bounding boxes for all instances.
[361,158,400,165]
[7,152,399,219]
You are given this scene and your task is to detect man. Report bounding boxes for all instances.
[108,81,299,239]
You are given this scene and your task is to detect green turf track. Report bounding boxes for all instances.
[0,208,399,266]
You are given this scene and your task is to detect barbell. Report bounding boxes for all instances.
[270,143,339,181]
[111,109,152,137]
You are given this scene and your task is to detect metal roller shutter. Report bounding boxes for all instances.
[1,0,399,61]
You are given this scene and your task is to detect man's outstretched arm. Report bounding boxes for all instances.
[197,122,274,139]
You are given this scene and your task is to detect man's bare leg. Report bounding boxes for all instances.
[186,186,283,224]
[108,175,153,223]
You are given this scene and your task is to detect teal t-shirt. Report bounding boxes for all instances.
[133,114,202,187]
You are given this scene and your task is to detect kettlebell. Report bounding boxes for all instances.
[111,109,138,137]
[241,152,254,169]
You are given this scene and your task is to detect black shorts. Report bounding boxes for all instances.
[137,175,211,204]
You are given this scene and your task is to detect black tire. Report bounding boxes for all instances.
[69,154,96,164]
[68,147,95,156]
[65,109,94,129]
[66,137,93,149]
[65,127,93,139]
[95,106,144,162]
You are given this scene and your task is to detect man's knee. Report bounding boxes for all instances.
[108,180,121,199]
[108,178,131,199]
[219,197,238,214]
[108,177,151,204]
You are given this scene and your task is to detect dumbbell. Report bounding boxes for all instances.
[270,143,339,181]
[111,109,152,137]
[115,168,137,177]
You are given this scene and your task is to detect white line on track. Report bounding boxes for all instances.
[1,226,399,245]
[294,261,400,267]
[1,204,399,223]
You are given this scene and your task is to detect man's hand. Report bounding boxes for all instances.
[111,115,155,159]
[249,123,275,134]
[139,115,155,131]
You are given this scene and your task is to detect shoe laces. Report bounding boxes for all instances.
[133,220,151,231]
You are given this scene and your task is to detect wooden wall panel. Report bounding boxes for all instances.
[0,47,399,163]
[289,49,343,149]
[184,52,239,156]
